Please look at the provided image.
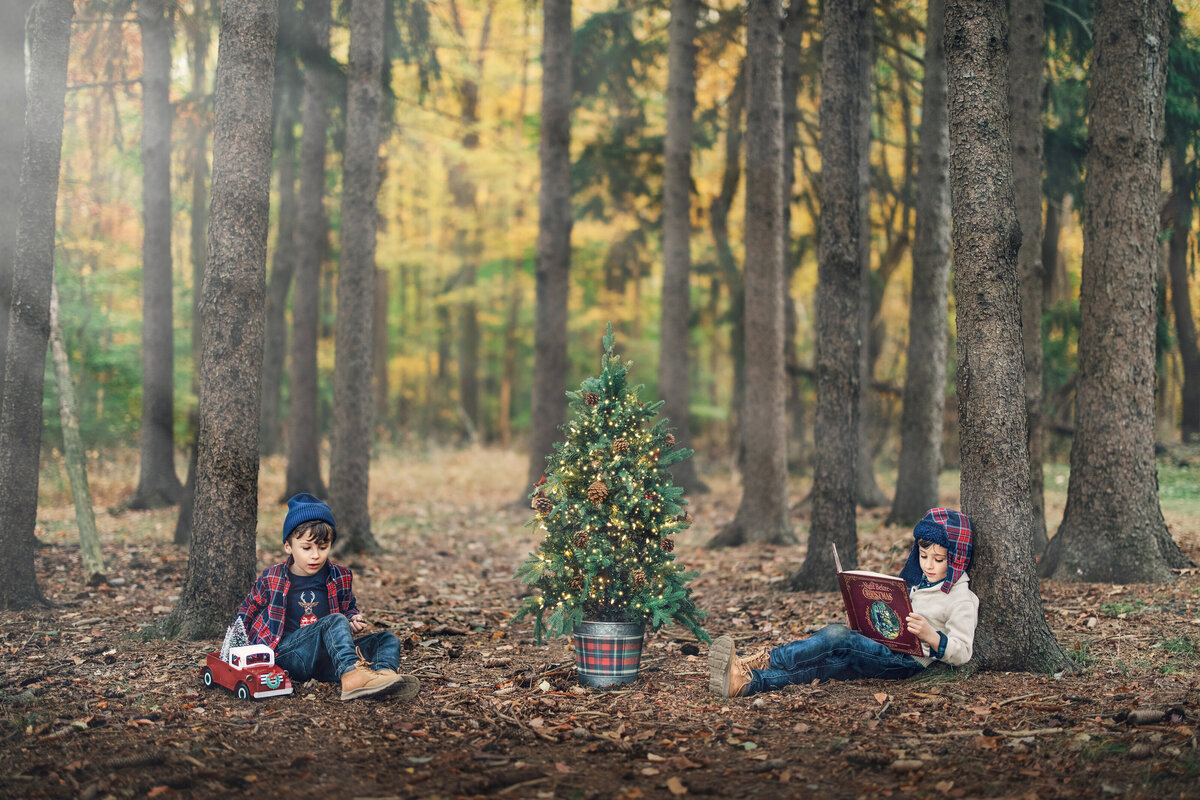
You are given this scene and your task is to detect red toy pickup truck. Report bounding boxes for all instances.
[202,645,294,700]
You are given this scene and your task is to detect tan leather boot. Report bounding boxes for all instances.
[340,662,401,700]
[370,668,421,701]
[708,636,753,698]
[742,648,771,672]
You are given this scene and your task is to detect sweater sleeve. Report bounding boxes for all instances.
[235,571,268,628]
[938,586,979,666]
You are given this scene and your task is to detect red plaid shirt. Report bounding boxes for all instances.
[235,559,360,650]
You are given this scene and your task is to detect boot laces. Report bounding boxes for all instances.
[354,645,372,671]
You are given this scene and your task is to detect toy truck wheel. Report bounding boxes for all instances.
[235,683,250,700]
[202,668,214,688]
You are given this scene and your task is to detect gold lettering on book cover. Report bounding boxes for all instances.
[860,582,893,603]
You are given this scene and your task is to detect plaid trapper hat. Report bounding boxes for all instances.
[899,508,974,593]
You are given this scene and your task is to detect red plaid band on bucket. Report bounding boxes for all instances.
[574,629,644,687]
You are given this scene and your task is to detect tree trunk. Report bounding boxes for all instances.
[499,280,520,445]
[447,2,494,439]
[0,0,74,611]
[176,0,212,540]
[1009,0,1047,551]
[285,0,331,500]
[710,63,746,465]
[526,0,572,490]
[130,0,183,509]
[782,0,808,473]
[170,0,277,639]
[50,285,106,585]
[0,0,34,412]
[188,0,210,395]
[330,0,384,555]
[788,0,866,583]
[1042,194,1070,309]
[173,422,197,546]
[947,0,1070,672]
[889,0,950,528]
[710,0,794,548]
[658,0,706,494]
[1041,0,1190,583]
[855,0,889,509]
[373,267,389,426]
[1169,148,1200,443]
[260,7,301,457]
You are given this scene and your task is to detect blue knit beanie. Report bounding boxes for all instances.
[282,493,336,543]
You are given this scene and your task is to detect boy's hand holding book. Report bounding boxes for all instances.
[905,612,939,649]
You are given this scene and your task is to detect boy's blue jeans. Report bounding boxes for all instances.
[746,624,924,696]
[274,613,401,683]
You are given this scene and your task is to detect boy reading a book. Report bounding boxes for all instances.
[709,508,978,697]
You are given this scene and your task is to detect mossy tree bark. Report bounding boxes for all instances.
[1040,0,1191,583]
[946,0,1070,672]
[330,0,385,555]
[171,0,277,639]
[711,0,795,549]
[889,0,950,528]
[0,0,74,610]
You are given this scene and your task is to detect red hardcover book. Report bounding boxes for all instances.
[832,544,925,657]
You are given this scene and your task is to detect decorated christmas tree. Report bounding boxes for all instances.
[514,325,709,644]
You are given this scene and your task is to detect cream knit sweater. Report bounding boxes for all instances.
[909,573,979,667]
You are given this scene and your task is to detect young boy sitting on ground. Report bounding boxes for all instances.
[709,508,978,697]
[235,493,420,701]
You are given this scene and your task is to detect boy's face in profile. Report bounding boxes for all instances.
[284,530,332,577]
[918,543,949,584]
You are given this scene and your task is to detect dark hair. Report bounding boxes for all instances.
[288,520,336,547]
[916,538,946,550]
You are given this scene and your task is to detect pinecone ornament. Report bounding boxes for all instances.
[613,437,630,455]
[533,493,553,514]
[584,391,600,407]
[661,538,675,553]
[631,569,647,589]
[573,530,590,549]
[569,574,584,591]
[587,480,609,504]
[665,433,676,447]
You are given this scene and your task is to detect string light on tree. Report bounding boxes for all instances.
[512,324,710,645]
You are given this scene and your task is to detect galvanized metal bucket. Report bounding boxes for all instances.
[573,620,645,687]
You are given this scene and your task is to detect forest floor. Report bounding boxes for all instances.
[2,446,1200,800]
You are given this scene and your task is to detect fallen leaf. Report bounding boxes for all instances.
[147,788,172,798]
[555,762,571,773]
[874,692,888,705]
[667,777,687,795]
